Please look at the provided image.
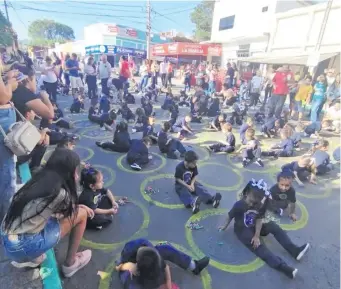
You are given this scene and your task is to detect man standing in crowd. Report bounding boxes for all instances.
[268,65,293,118]
[65,53,84,97]
[226,62,235,88]
[160,58,167,88]
[98,54,112,96]
[119,55,131,95]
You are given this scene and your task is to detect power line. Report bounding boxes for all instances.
[66,1,144,9]
[8,3,27,28]
[155,7,195,17]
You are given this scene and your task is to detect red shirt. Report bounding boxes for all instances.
[120,61,130,78]
[272,71,293,95]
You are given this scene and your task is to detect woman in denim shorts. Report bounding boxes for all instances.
[1,149,94,278]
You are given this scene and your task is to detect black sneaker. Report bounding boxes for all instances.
[212,193,222,208]
[255,159,264,167]
[192,256,210,275]
[191,196,201,214]
[242,159,249,168]
[279,264,298,279]
[296,243,310,261]
[130,163,142,171]
[95,141,103,147]
[167,152,178,159]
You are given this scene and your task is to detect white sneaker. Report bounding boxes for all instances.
[130,163,141,171]
[131,128,137,133]
[100,127,106,131]
[62,250,92,278]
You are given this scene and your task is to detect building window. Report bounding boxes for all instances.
[262,6,268,12]
[219,15,235,31]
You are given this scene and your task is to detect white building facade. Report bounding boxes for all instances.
[210,0,340,70]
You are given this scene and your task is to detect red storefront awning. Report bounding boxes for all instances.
[152,42,222,57]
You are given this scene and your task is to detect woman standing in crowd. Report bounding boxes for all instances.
[226,62,235,88]
[309,74,327,123]
[208,64,218,94]
[261,68,275,111]
[52,52,62,84]
[119,55,131,96]
[1,149,93,277]
[249,70,263,110]
[41,56,58,103]
[139,60,149,91]
[0,66,19,219]
[63,54,71,89]
[166,60,173,88]
[232,62,239,87]
[84,57,97,102]
[184,64,192,92]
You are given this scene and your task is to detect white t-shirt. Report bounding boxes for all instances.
[42,64,57,83]
[159,62,167,74]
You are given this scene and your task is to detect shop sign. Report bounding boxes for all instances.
[85,45,146,58]
[151,43,222,56]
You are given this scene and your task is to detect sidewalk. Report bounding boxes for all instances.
[0,245,42,289]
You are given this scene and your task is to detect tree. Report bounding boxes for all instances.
[190,0,215,41]
[28,19,75,47]
[0,11,13,46]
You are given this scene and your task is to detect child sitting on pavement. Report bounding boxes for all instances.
[127,136,152,171]
[88,105,116,131]
[208,114,227,131]
[281,156,316,187]
[311,139,333,176]
[96,121,131,153]
[261,128,294,159]
[219,179,310,279]
[117,102,135,123]
[158,121,186,159]
[269,171,298,221]
[239,117,254,144]
[236,128,264,168]
[142,115,158,144]
[173,115,194,140]
[261,117,283,139]
[79,167,119,230]
[207,122,235,154]
[174,151,222,214]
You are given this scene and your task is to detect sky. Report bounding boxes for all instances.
[1,0,200,41]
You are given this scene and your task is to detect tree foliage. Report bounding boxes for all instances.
[0,11,13,46]
[28,19,75,47]
[190,0,215,41]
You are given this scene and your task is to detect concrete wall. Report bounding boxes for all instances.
[269,2,341,54]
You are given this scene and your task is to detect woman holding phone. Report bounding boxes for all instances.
[42,56,58,103]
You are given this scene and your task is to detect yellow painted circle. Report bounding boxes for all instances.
[140,174,184,209]
[296,186,332,199]
[73,119,97,129]
[81,197,150,251]
[279,200,309,231]
[98,241,212,289]
[117,152,167,174]
[41,145,94,165]
[92,165,116,187]
[197,162,244,191]
[80,127,113,140]
[226,154,278,174]
[185,209,264,273]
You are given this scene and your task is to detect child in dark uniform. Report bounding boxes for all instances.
[311,140,333,175]
[209,114,226,131]
[291,123,304,149]
[262,129,294,159]
[168,104,179,127]
[127,137,152,171]
[158,122,186,159]
[174,151,222,214]
[173,115,193,140]
[115,238,210,289]
[117,102,135,122]
[99,94,111,114]
[281,156,315,187]
[207,123,235,153]
[236,128,263,167]
[96,121,131,153]
[132,108,147,133]
[269,172,297,220]
[239,117,254,144]
[219,179,309,279]
[142,98,154,118]
[41,102,72,129]
[79,167,119,230]
[88,105,116,131]
[142,116,158,144]
[70,95,85,113]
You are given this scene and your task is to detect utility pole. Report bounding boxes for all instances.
[146,0,151,59]
[4,0,10,22]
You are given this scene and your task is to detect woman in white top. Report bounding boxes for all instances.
[139,60,149,91]
[84,57,97,101]
[42,56,58,103]
[249,70,263,109]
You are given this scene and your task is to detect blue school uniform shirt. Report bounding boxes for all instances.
[291,132,303,145]
[282,161,309,177]
[175,118,187,128]
[226,132,236,148]
[128,139,148,157]
[142,123,154,137]
[312,150,330,167]
[65,59,79,77]
[158,130,170,152]
[312,82,326,102]
[99,95,110,114]
[239,123,250,144]
[113,131,131,148]
[263,117,276,130]
[279,138,294,153]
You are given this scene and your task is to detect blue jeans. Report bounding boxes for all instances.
[1,218,60,262]
[169,139,186,154]
[119,75,129,94]
[208,81,216,94]
[0,106,16,219]
[310,99,325,122]
[184,76,191,92]
[175,182,213,207]
[139,75,149,91]
[268,94,287,118]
